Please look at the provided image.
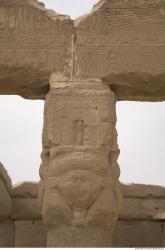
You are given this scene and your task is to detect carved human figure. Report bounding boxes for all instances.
[8,9,17,31]
[73,119,86,146]
[0,7,6,30]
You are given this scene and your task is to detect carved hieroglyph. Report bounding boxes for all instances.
[0,0,165,101]
[0,0,73,98]
[39,77,121,247]
[74,0,165,101]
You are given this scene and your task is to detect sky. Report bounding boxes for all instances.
[0,0,164,187]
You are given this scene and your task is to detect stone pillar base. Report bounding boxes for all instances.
[47,226,113,247]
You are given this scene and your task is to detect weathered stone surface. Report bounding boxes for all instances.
[0,180,163,247]
[121,183,165,198]
[75,0,165,101]
[40,78,121,247]
[154,212,165,220]
[12,198,42,220]
[119,184,165,220]
[14,220,46,247]
[0,162,12,195]
[10,182,165,222]
[0,0,165,101]
[13,182,38,198]
[119,197,165,220]
[0,0,73,99]
[163,223,165,247]
[0,179,11,219]
[0,164,12,219]
[0,220,14,247]
[47,226,113,247]
[114,221,163,247]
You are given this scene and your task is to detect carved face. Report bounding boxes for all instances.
[56,170,102,211]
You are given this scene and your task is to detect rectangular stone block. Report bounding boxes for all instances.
[75,0,165,101]
[13,182,38,199]
[14,220,47,247]
[121,184,165,199]
[119,197,165,220]
[114,221,163,247]
[0,0,74,99]
[163,223,165,247]
[12,198,42,220]
[0,179,11,219]
[0,220,14,247]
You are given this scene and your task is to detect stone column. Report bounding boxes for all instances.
[39,76,121,247]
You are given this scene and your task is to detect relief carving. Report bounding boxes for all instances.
[8,9,17,31]
[0,7,17,33]
[73,119,86,146]
[43,169,116,230]
[0,7,6,31]
[40,79,121,246]
[107,0,165,9]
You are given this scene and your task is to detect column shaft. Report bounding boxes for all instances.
[39,78,121,247]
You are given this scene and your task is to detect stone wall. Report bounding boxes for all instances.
[0,165,164,247]
[115,184,165,247]
[0,163,13,247]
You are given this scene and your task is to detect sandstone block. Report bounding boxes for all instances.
[162,224,165,247]
[75,0,165,101]
[0,179,11,219]
[114,221,163,247]
[0,0,165,101]
[13,182,38,198]
[41,79,120,247]
[0,220,14,247]
[121,183,165,199]
[163,223,165,247]
[12,198,42,220]
[0,162,12,195]
[0,0,73,99]
[119,197,165,220]
[14,220,46,247]
[119,184,165,221]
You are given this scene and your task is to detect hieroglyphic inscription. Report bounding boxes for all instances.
[0,5,72,35]
[0,3,73,79]
[100,0,165,9]
[50,106,98,146]
[0,7,17,32]
[75,1,165,79]
[44,87,116,148]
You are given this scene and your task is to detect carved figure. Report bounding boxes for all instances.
[73,119,86,145]
[0,7,6,30]
[8,10,17,30]
[43,169,116,230]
